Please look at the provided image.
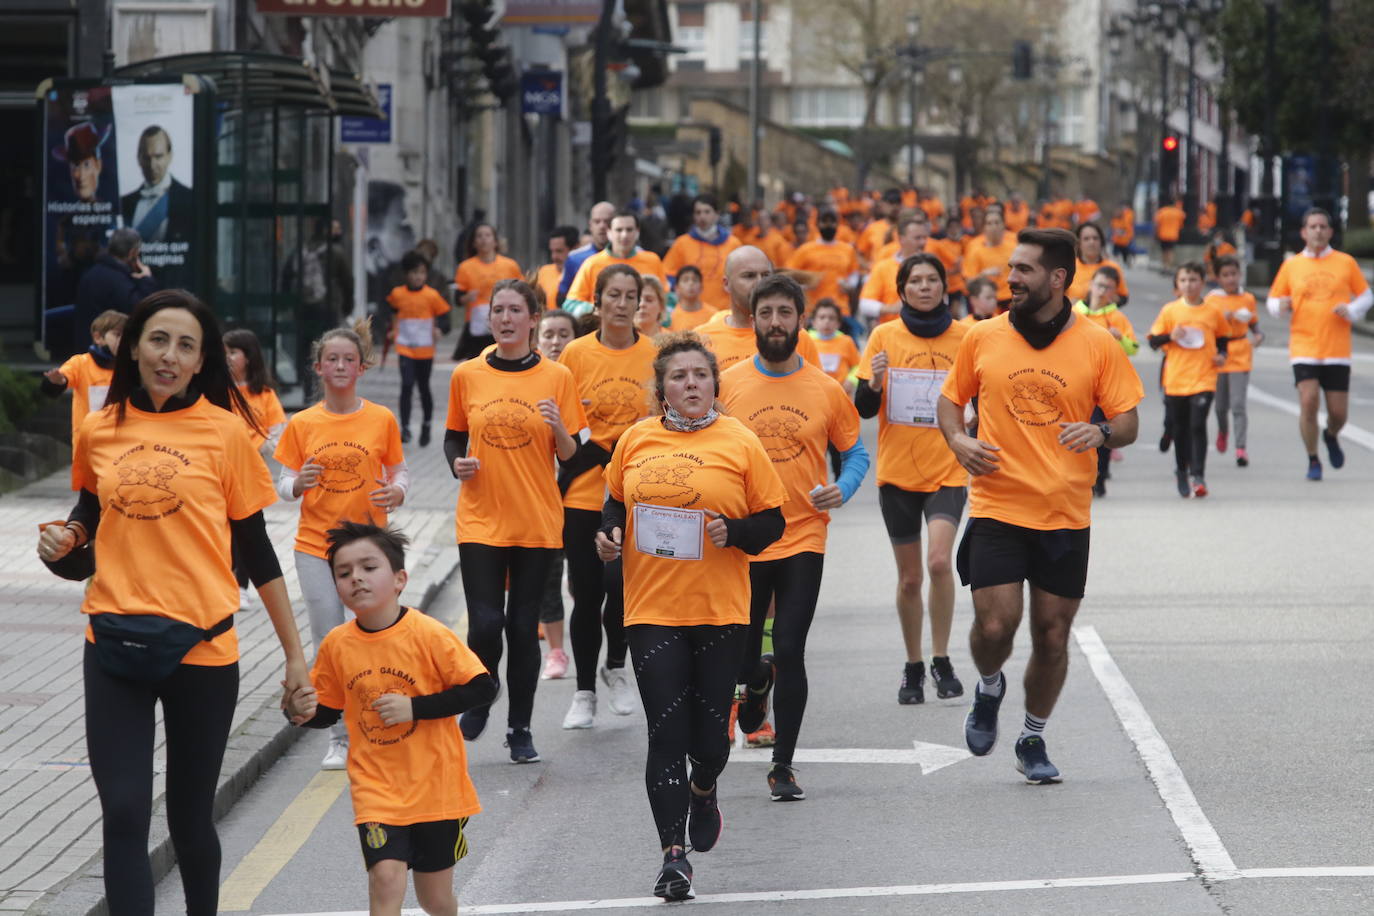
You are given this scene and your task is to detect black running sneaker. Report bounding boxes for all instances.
[737,657,775,734]
[400,426,412,444]
[504,728,540,764]
[1014,735,1062,784]
[964,673,1005,756]
[898,661,925,705]
[1324,429,1345,469]
[1175,470,1190,498]
[654,849,694,901]
[930,656,964,699]
[1158,431,1172,453]
[459,707,488,741]
[768,765,805,801]
[419,424,432,447]
[687,784,723,852]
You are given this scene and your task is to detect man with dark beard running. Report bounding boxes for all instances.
[936,228,1143,784]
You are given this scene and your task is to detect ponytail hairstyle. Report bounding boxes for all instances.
[223,327,276,396]
[105,289,262,439]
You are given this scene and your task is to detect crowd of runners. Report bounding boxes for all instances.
[32,182,1368,913]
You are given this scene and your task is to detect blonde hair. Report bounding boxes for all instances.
[311,316,377,370]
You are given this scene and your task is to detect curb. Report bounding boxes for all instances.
[33,548,463,916]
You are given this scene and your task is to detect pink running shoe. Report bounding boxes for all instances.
[541,648,569,680]
[1110,448,1124,462]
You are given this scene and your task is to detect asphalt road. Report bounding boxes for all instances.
[157,265,1374,915]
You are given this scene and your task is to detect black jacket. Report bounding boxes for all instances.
[73,255,158,351]
[119,179,195,244]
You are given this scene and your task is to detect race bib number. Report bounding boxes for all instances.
[634,504,704,560]
[886,367,946,427]
[88,385,110,411]
[468,303,491,337]
[820,352,841,375]
[396,318,433,348]
[1176,326,1205,350]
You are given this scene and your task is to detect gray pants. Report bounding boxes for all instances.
[1215,371,1250,448]
[296,551,353,743]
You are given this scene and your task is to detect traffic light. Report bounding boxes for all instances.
[460,0,517,103]
[1012,41,1033,80]
[1160,134,1180,197]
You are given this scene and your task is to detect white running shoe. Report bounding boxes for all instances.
[562,690,597,729]
[321,738,348,770]
[601,665,636,716]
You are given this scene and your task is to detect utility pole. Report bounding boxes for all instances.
[747,0,761,205]
[590,0,615,202]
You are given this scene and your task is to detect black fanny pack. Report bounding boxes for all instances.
[89,613,235,683]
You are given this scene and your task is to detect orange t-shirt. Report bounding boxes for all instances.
[963,234,1018,300]
[234,384,286,450]
[810,331,861,383]
[557,332,658,512]
[275,400,405,560]
[606,415,787,627]
[535,263,562,308]
[1155,206,1186,242]
[719,359,861,561]
[387,285,452,360]
[697,310,821,371]
[941,313,1144,530]
[758,232,794,268]
[786,241,859,311]
[1269,249,1369,363]
[1068,258,1131,303]
[856,318,968,493]
[857,220,893,262]
[928,237,967,295]
[312,609,487,825]
[1150,298,1230,395]
[1198,202,1218,233]
[1111,209,1136,246]
[919,197,945,224]
[667,303,718,331]
[74,396,276,665]
[57,353,114,443]
[1051,198,1075,230]
[445,355,587,547]
[1003,201,1031,233]
[859,251,906,324]
[662,232,741,311]
[454,255,523,336]
[1075,305,1137,352]
[566,248,667,307]
[1207,289,1260,373]
[1075,199,1100,225]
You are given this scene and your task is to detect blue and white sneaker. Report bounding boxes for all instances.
[1307,458,1323,481]
[1014,735,1062,784]
[964,673,1005,756]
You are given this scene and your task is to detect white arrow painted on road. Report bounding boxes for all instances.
[732,740,971,775]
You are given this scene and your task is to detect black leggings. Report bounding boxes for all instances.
[458,543,555,729]
[628,623,746,850]
[563,507,627,691]
[398,356,434,429]
[84,643,239,916]
[739,553,825,767]
[1167,392,1214,477]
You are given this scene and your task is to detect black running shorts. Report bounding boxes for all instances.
[358,817,470,873]
[956,517,1090,600]
[1292,363,1351,392]
[878,484,967,545]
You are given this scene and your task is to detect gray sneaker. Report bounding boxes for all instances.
[601,664,636,715]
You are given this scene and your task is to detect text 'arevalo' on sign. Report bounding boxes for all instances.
[256,0,452,16]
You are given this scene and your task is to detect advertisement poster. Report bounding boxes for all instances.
[42,82,195,316]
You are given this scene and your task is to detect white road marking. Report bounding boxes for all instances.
[1249,386,1374,452]
[1073,625,1240,881]
[258,867,1374,914]
[733,740,971,775]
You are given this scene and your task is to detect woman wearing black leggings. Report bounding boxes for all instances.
[37,291,309,915]
[597,332,786,900]
[445,279,588,763]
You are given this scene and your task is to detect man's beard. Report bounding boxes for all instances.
[1010,280,1052,315]
[756,325,799,362]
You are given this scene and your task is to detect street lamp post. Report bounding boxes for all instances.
[747,0,762,206]
[905,13,920,188]
[1260,0,1280,272]
[1183,25,1198,226]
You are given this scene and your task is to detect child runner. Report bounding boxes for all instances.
[42,309,125,464]
[1148,262,1230,498]
[808,298,861,393]
[535,308,579,679]
[666,265,715,331]
[388,250,452,446]
[276,319,409,769]
[961,277,1001,324]
[444,279,588,763]
[1073,266,1138,496]
[286,521,496,916]
[637,275,670,338]
[224,328,286,459]
[1208,254,1263,466]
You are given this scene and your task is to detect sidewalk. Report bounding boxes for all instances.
[0,339,466,914]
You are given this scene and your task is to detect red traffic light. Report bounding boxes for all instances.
[1162,135,1179,152]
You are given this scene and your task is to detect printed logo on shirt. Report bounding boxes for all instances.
[478,399,535,450]
[744,404,809,463]
[349,667,420,746]
[629,453,704,507]
[588,378,648,427]
[109,444,187,520]
[309,442,373,494]
[1005,369,1066,427]
[1296,271,1339,304]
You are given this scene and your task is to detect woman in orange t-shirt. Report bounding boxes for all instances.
[596,333,786,900]
[224,327,286,457]
[37,290,308,915]
[445,279,589,763]
[1068,222,1130,305]
[453,223,523,361]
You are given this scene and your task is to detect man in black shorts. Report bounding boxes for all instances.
[937,228,1143,783]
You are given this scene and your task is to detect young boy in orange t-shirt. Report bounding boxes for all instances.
[388,250,452,446]
[43,309,125,449]
[287,521,496,916]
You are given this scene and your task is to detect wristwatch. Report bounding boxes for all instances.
[1096,422,1113,445]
